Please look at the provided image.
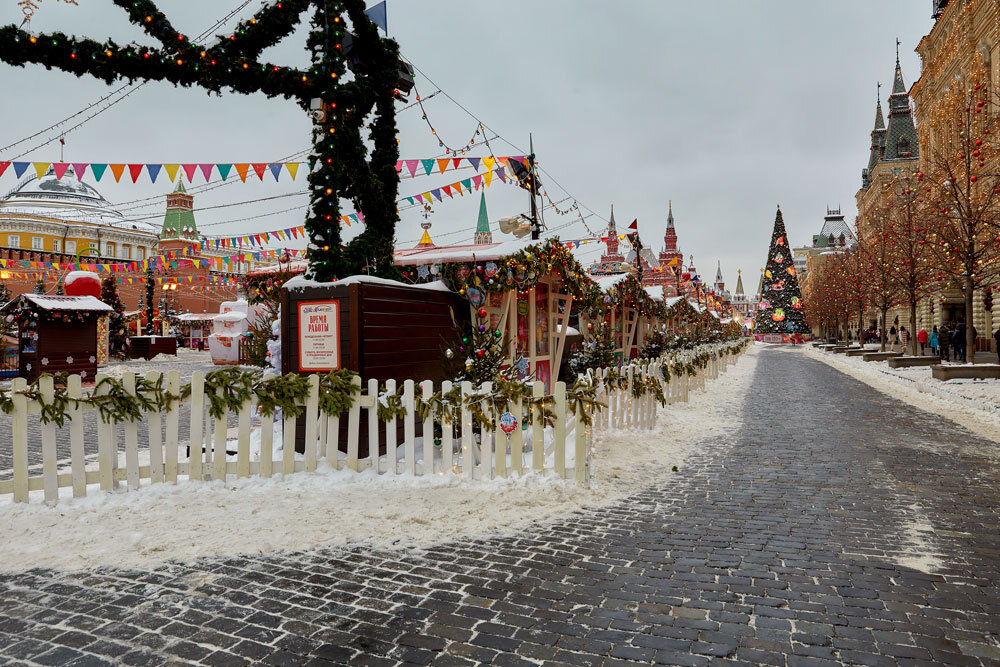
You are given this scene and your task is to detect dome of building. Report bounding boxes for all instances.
[0,167,126,227]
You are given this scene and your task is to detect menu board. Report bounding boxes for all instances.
[297,300,341,371]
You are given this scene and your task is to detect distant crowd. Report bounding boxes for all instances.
[840,321,1000,363]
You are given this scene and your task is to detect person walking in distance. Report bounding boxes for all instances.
[900,326,910,354]
[929,326,939,357]
[917,327,928,356]
[939,323,951,361]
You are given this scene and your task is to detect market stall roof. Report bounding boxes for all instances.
[2,294,114,314]
[591,273,630,293]
[394,238,537,266]
[214,312,247,323]
[644,285,665,301]
[284,274,453,293]
[247,259,308,277]
[664,296,686,308]
[174,312,218,322]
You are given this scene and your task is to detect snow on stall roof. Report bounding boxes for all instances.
[644,285,665,301]
[20,294,113,312]
[285,274,454,293]
[592,273,630,292]
[665,296,686,308]
[247,259,308,277]
[215,312,247,323]
[393,238,537,265]
[174,312,218,322]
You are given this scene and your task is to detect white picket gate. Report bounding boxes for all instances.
[0,342,747,506]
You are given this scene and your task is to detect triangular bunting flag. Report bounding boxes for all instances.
[395,160,403,174]
[436,159,450,174]
[0,162,8,178]
[483,170,493,188]
[33,162,50,179]
[181,164,198,182]
[164,164,180,182]
[90,164,107,181]
[405,160,419,178]
[108,164,126,183]
[482,157,495,172]
[71,163,87,180]
[235,164,250,182]
[284,163,298,180]
[268,164,282,181]
[472,174,483,190]
[147,164,162,183]
[128,164,144,183]
[199,164,214,182]
[52,163,70,180]
[460,178,472,193]
[452,158,462,170]
[423,192,433,203]
[251,163,268,180]
[467,157,481,172]
[431,189,441,202]
[496,167,506,183]
[421,159,435,175]
[214,164,231,181]
[442,185,453,198]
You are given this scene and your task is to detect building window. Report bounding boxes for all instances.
[32,236,43,250]
[7,235,19,249]
[65,240,76,254]
[121,245,131,259]
[138,247,146,261]
[52,239,61,253]
[105,242,115,257]
[898,136,910,156]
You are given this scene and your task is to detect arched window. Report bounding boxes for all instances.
[898,136,910,156]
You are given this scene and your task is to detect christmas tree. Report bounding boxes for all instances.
[756,206,808,334]
[32,278,46,295]
[446,309,514,385]
[101,276,130,359]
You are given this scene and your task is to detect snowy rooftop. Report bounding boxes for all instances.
[394,239,537,265]
[285,274,454,293]
[175,312,218,322]
[15,294,113,313]
[247,259,309,277]
[592,273,630,292]
[644,285,665,301]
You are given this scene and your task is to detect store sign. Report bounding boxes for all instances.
[298,300,340,371]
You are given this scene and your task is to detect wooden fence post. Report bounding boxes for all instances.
[188,371,205,482]
[67,374,86,498]
[440,380,453,475]
[554,381,567,478]
[123,373,141,490]
[303,375,320,473]
[531,381,544,472]
[11,377,28,503]
[461,381,474,479]
[403,379,416,476]
[38,374,58,505]
[384,379,397,476]
[146,371,163,484]
[212,385,227,482]
[260,372,276,478]
[421,380,433,476]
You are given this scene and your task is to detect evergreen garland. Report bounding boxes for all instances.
[0,0,402,281]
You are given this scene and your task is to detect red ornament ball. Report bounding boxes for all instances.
[477,308,487,318]
[476,349,485,357]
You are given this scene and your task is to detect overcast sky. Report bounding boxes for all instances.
[0,1,933,289]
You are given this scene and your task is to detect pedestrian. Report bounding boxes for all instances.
[939,324,951,361]
[994,327,1000,365]
[900,326,910,353]
[889,325,897,349]
[952,323,965,363]
[917,327,928,355]
[929,326,938,357]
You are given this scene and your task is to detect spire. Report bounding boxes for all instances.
[735,269,745,296]
[605,204,621,257]
[667,200,674,229]
[883,45,919,161]
[715,260,723,283]
[474,192,492,244]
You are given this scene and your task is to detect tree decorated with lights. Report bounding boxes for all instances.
[859,211,899,351]
[919,55,1000,362]
[756,206,808,334]
[0,0,407,281]
[101,275,130,358]
[446,309,514,386]
[32,278,46,295]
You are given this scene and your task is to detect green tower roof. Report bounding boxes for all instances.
[474,192,492,243]
[161,181,197,239]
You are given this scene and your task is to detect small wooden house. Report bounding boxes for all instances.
[1,294,113,383]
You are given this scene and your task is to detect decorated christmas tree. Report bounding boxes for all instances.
[101,276,130,359]
[32,278,46,295]
[756,206,808,334]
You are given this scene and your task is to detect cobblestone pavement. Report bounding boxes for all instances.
[1,347,999,666]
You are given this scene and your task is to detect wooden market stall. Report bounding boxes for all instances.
[0,294,113,382]
[395,238,585,391]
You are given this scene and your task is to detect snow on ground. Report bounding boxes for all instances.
[0,347,759,572]
[804,346,1000,451]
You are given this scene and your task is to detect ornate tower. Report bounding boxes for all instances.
[862,87,887,189]
[714,260,725,293]
[473,192,492,244]
[601,205,624,262]
[158,181,199,254]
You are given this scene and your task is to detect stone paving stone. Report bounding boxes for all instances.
[2,349,999,666]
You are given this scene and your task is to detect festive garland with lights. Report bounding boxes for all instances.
[0,0,403,281]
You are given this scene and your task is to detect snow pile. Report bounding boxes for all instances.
[805,346,1000,445]
[0,348,759,571]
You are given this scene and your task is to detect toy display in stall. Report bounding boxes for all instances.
[100,276,131,359]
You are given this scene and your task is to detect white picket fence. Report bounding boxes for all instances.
[0,343,744,506]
